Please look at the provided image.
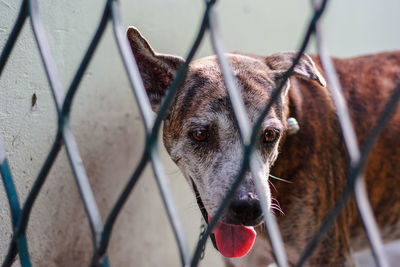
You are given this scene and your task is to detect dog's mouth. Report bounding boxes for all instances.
[191,178,257,258]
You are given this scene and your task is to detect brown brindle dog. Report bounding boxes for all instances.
[126,26,400,266]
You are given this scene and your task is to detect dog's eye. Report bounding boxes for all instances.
[264,129,279,144]
[191,129,209,142]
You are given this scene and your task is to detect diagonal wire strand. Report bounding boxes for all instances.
[295,0,392,266]
[0,141,31,267]
[29,0,105,249]
[295,84,400,266]
[314,5,388,265]
[92,0,211,265]
[0,0,28,76]
[0,1,33,266]
[3,1,112,266]
[192,0,328,266]
[91,0,212,265]
[207,4,288,267]
[2,0,112,266]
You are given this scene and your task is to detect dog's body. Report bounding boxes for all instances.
[127,27,400,266]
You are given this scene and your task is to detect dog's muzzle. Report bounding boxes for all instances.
[190,177,259,258]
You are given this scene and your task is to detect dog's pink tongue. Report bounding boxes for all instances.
[209,216,256,258]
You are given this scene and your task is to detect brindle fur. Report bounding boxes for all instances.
[127,27,400,266]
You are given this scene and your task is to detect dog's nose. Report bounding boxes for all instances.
[229,193,262,226]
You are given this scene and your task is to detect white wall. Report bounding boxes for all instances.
[0,0,399,266]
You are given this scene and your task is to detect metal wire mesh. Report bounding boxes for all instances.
[0,0,398,266]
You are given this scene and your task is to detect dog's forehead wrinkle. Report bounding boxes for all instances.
[226,53,264,63]
[175,60,283,134]
[182,97,279,132]
[190,53,263,67]
[263,117,284,130]
[189,53,274,88]
[186,116,214,127]
[235,67,274,86]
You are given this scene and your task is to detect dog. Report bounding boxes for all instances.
[126,26,400,266]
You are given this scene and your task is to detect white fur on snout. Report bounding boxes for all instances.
[206,138,244,218]
[282,80,291,103]
[250,153,272,211]
[203,140,272,221]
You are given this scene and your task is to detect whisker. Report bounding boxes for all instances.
[270,197,285,215]
[271,205,285,215]
[269,174,292,183]
[269,179,278,192]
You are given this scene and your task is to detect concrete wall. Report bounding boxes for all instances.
[0,0,399,266]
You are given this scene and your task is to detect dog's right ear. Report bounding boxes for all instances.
[265,51,327,89]
[127,27,185,112]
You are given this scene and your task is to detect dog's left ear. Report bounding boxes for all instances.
[126,26,185,112]
[265,51,326,89]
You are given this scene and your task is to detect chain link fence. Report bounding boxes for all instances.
[1,0,399,266]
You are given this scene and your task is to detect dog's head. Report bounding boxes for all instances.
[127,27,325,257]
